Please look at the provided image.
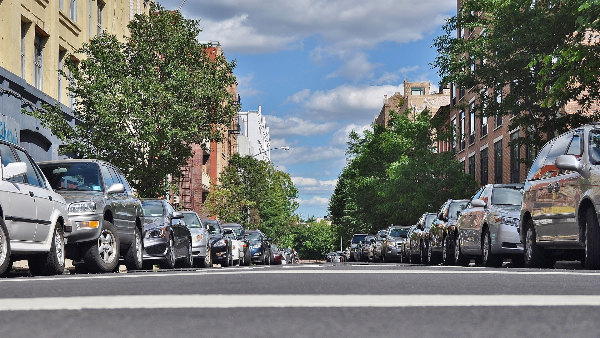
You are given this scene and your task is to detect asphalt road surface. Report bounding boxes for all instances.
[1,262,600,337]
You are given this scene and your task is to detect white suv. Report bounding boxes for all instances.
[0,141,68,276]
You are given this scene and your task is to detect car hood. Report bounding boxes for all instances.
[54,190,105,205]
[187,228,206,236]
[492,205,521,218]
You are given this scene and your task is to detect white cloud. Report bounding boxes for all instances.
[284,89,311,104]
[296,196,330,206]
[271,145,345,165]
[236,73,260,98]
[330,123,373,146]
[326,52,380,82]
[291,176,338,194]
[305,84,403,122]
[266,115,337,137]
[164,0,456,54]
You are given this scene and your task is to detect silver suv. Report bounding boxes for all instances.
[0,140,68,276]
[39,159,144,273]
[521,124,600,269]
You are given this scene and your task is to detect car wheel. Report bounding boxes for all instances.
[199,246,212,268]
[179,240,193,268]
[524,220,549,268]
[124,227,143,271]
[454,233,469,267]
[244,249,251,266]
[585,208,600,269]
[0,219,10,277]
[420,241,428,265]
[29,226,65,276]
[427,240,435,265]
[222,250,230,267]
[83,221,120,273]
[444,233,456,266]
[482,229,503,267]
[511,255,524,268]
[161,235,176,269]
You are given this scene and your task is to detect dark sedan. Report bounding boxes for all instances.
[141,199,193,269]
[203,219,233,267]
[246,230,271,265]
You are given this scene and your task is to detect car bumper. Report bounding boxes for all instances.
[143,237,169,258]
[492,223,524,254]
[192,243,208,258]
[63,213,105,244]
[385,247,402,258]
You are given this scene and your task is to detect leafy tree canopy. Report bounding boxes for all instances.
[27,4,239,197]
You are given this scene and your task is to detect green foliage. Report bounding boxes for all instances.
[293,220,337,260]
[432,0,600,153]
[26,4,239,197]
[329,112,478,244]
[206,154,299,241]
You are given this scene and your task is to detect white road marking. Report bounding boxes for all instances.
[1,294,600,311]
[3,268,600,283]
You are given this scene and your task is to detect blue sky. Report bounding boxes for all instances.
[159,0,456,218]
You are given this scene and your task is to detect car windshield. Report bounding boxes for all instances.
[245,232,261,241]
[142,200,163,217]
[424,214,436,230]
[204,221,221,234]
[590,130,600,165]
[40,162,103,192]
[223,226,244,237]
[448,201,468,220]
[389,228,407,238]
[182,213,202,228]
[352,234,367,244]
[491,187,523,206]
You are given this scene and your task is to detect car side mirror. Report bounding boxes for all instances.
[2,162,26,180]
[555,154,583,172]
[171,211,184,219]
[223,228,233,235]
[106,183,125,194]
[471,199,486,208]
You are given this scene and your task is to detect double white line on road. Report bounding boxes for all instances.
[1,294,600,311]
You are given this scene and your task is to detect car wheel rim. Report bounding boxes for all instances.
[55,230,64,264]
[526,229,533,262]
[188,243,193,266]
[454,236,460,262]
[0,228,7,267]
[169,238,175,265]
[442,239,447,262]
[98,229,117,264]
[483,233,489,263]
[136,231,143,265]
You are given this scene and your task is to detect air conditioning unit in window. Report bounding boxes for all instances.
[173,195,180,204]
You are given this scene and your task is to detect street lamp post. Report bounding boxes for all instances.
[252,146,290,159]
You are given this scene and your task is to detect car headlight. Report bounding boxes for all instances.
[500,216,519,227]
[68,201,96,214]
[214,239,226,247]
[251,243,261,249]
[145,227,166,238]
[195,234,203,241]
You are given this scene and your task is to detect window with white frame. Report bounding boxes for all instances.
[69,0,77,22]
[34,32,44,90]
[97,1,104,35]
[469,103,475,145]
[21,23,26,79]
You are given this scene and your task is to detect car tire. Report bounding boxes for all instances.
[482,229,503,267]
[178,239,193,268]
[426,240,434,265]
[244,249,251,266]
[454,233,469,267]
[585,208,600,270]
[0,219,11,277]
[524,220,549,268]
[511,255,524,268]
[222,251,230,267]
[29,226,65,276]
[124,227,143,271]
[161,235,176,269]
[420,241,428,265]
[83,221,120,273]
[443,234,455,265]
[198,246,212,268]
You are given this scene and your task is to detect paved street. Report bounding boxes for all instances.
[1,263,600,337]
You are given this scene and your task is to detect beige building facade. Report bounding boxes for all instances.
[0,0,150,160]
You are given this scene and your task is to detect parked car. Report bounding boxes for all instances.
[0,141,68,276]
[203,219,233,267]
[40,159,144,273]
[360,235,376,262]
[410,213,437,264]
[271,244,283,265]
[221,223,251,266]
[349,234,367,261]
[401,225,417,262]
[181,211,211,268]
[326,251,343,263]
[382,225,410,262]
[372,229,387,262]
[245,230,271,265]
[282,247,298,264]
[520,125,600,269]
[141,199,193,269]
[454,184,524,267]
[428,199,469,265]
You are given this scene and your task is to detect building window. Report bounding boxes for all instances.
[451,116,457,153]
[481,115,488,137]
[468,155,476,178]
[469,103,475,145]
[97,1,104,35]
[411,87,425,96]
[59,0,63,10]
[69,0,77,22]
[34,32,44,90]
[494,140,503,183]
[510,132,521,183]
[460,111,466,151]
[480,148,488,185]
[21,23,26,79]
[495,92,503,127]
[58,50,65,103]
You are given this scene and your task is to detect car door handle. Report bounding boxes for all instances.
[29,191,34,197]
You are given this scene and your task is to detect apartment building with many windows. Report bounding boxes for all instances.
[0,0,151,161]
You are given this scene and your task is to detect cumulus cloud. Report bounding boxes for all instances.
[296,196,330,206]
[326,52,380,82]
[266,115,337,137]
[330,123,373,146]
[284,89,311,104]
[236,73,260,98]
[271,145,345,166]
[162,0,456,54]
[291,176,338,194]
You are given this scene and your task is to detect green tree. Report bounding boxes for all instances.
[294,220,337,260]
[329,111,478,244]
[433,0,599,153]
[206,154,299,241]
[26,4,239,197]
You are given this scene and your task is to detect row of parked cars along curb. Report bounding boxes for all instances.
[0,141,297,277]
[346,124,600,269]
